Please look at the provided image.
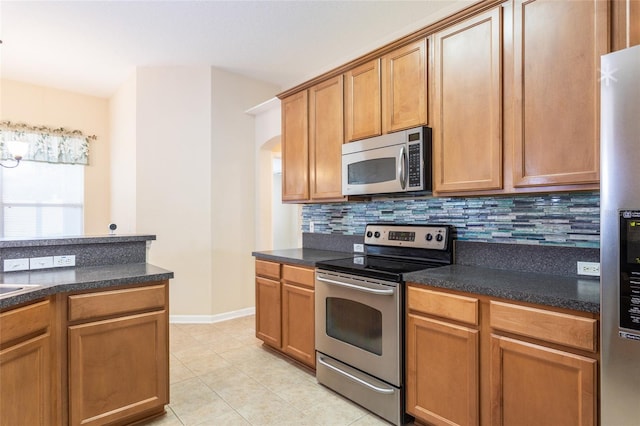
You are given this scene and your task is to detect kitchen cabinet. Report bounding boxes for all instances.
[432,8,503,193]
[67,282,169,426]
[309,76,345,201]
[612,0,640,51]
[254,259,316,368]
[406,285,480,426]
[344,59,381,141]
[405,283,599,426]
[0,299,54,426]
[382,38,428,134]
[281,77,345,203]
[489,301,598,426]
[281,90,309,202]
[511,0,608,188]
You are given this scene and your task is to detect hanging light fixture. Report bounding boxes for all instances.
[0,141,28,168]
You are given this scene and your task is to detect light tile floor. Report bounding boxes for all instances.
[143,315,397,426]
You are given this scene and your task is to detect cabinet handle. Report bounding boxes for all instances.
[399,146,407,190]
[317,276,394,296]
[318,356,395,395]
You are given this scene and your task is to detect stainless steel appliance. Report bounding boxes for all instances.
[600,44,640,425]
[315,223,453,425]
[342,127,432,196]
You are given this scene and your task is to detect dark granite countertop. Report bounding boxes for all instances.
[252,248,352,267]
[405,265,600,313]
[0,234,156,249]
[0,263,174,310]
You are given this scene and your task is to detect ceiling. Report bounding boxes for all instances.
[0,0,475,99]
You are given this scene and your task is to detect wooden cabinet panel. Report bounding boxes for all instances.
[512,0,607,187]
[490,301,597,352]
[68,311,168,426]
[612,0,640,51]
[0,299,50,345]
[433,8,503,193]
[345,59,382,141]
[407,285,478,326]
[382,38,428,133]
[255,276,282,348]
[282,283,315,367]
[68,283,166,322]
[282,264,315,289]
[255,259,281,280]
[490,335,597,426]
[281,91,309,201]
[406,313,479,426]
[0,333,51,426]
[309,76,345,201]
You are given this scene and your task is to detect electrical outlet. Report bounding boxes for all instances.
[577,261,600,277]
[30,256,54,270]
[309,221,315,233]
[53,255,76,268]
[353,243,364,253]
[3,258,29,272]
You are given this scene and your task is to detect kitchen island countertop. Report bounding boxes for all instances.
[0,263,174,309]
[405,264,600,313]
[252,248,352,267]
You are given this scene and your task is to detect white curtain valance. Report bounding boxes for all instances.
[0,121,95,165]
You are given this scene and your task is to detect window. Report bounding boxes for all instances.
[0,161,84,237]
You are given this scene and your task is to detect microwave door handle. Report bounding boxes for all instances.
[399,146,407,189]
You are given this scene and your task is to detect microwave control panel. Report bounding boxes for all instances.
[620,210,640,333]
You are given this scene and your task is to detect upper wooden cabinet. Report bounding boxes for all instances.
[309,76,345,201]
[433,8,503,193]
[344,59,382,141]
[512,0,608,187]
[281,91,309,201]
[612,0,640,51]
[382,38,429,133]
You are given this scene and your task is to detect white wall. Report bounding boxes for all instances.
[109,73,137,234]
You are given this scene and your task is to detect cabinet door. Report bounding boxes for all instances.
[0,334,51,426]
[282,282,315,368]
[612,0,640,51]
[382,38,428,133]
[255,276,282,348]
[281,90,309,201]
[345,59,382,141]
[68,311,168,426]
[490,335,597,426]
[406,313,479,426]
[309,76,345,201]
[433,8,503,193]
[512,0,608,187]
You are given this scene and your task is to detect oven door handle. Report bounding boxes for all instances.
[317,356,395,395]
[317,276,395,295]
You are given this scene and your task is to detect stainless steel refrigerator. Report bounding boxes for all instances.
[600,44,640,425]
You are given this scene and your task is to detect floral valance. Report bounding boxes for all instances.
[0,121,96,165]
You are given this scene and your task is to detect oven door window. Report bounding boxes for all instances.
[326,297,382,355]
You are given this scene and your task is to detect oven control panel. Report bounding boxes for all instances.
[364,224,450,250]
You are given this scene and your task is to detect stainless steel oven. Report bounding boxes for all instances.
[315,224,453,425]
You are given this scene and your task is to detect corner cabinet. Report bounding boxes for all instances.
[255,259,316,368]
[432,8,503,193]
[0,299,54,426]
[281,77,345,203]
[511,0,608,188]
[66,282,169,426]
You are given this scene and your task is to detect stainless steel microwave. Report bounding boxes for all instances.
[342,126,432,196]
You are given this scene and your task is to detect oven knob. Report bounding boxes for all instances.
[436,234,444,242]
[426,233,433,241]
[374,231,381,238]
[366,231,373,238]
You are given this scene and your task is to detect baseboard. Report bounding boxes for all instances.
[170,307,255,324]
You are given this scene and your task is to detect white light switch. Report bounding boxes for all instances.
[30,256,54,270]
[4,258,30,272]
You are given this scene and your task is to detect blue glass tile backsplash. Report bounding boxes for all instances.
[302,191,600,248]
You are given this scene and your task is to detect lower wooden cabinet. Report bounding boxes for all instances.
[406,283,599,426]
[255,259,316,368]
[66,282,169,426]
[0,300,53,426]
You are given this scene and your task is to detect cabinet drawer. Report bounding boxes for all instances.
[407,285,478,326]
[282,265,315,289]
[490,301,597,352]
[256,260,281,280]
[68,283,167,323]
[0,299,50,345]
